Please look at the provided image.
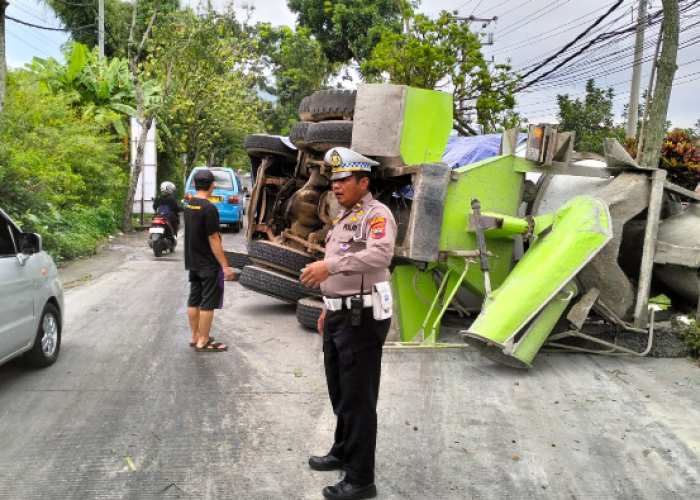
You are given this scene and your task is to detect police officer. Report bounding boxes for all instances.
[300,147,397,500]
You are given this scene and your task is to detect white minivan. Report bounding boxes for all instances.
[0,208,64,368]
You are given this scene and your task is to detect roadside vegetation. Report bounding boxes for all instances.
[0,1,696,261]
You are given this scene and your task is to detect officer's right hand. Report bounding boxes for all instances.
[317,311,326,337]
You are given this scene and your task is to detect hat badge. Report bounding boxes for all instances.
[330,151,342,168]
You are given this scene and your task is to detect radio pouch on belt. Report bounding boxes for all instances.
[372,281,393,321]
[350,276,364,327]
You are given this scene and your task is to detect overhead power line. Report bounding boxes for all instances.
[494,0,631,56]
[518,0,625,85]
[7,15,95,31]
[499,0,576,38]
[519,0,700,91]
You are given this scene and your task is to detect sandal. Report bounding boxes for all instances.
[195,338,228,352]
[190,336,214,347]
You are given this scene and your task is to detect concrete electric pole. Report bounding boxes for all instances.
[98,0,105,58]
[627,0,647,139]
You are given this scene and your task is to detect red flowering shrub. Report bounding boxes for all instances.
[659,130,700,191]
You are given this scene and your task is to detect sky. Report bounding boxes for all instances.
[6,0,699,129]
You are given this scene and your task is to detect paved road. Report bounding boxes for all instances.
[1,228,700,499]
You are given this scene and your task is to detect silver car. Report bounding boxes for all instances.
[0,209,64,368]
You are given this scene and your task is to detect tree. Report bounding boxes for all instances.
[253,24,335,134]
[692,119,700,140]
[556,79,625,154]
[287,0,407,65]
[43,0,179,58]
[0,1,7,129]
[148,8,265,178]
[362,12,521,135]
[640,0,679,170]
[122,0,161,232]
[0,69,126,259]
[29,42,159,137]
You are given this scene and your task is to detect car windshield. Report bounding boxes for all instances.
[189,170,235,190]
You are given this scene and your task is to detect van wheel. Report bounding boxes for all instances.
[24,303,61,368]
[233,220,241,233]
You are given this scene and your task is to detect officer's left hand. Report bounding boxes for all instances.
[300,261,329,289]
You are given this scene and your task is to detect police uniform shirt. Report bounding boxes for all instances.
[321,192,397,298]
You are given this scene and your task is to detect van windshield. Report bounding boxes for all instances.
[189,170,235,190]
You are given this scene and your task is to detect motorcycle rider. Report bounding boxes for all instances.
[153,181,183,234]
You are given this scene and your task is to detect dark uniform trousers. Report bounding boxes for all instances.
[323,306,391,486]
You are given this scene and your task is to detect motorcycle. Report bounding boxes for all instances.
[149,216,177,257]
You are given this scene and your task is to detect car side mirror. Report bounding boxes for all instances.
[20,233,42,254]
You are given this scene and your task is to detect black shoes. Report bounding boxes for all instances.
[308,453,344,471]
[322,480,377,500]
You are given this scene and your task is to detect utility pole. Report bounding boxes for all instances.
[627,0,647,138]
[0,1,7,129]
[640,0,679,170]
[98,0,105,58]
[452,15,498,45]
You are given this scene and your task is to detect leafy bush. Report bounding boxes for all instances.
[624,129,700,190]
[659,129,700,191]
[22,207,118,261]
[672,319,700,358]
[0,69,127,261]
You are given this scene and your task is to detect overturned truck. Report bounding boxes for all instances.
[230,83,700,369]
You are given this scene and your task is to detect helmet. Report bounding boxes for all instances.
[160,181,176,194]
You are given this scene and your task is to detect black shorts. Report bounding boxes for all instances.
[188,269,224,310]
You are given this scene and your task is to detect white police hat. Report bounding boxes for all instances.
[324,147,379,181]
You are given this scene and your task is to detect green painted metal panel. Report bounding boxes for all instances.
[464,195,612,349]
[439,155,524,296]
[400,87,453,165]
[509,282,578,368]
[391,265,441,342]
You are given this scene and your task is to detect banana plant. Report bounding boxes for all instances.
[29,42,161,137]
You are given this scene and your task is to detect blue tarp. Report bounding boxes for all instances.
[398,133,527,199]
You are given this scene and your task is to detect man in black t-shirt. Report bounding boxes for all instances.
[184,169,235,352]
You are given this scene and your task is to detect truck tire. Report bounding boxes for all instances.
[249,241,316,276]
[297,296,324,331]
[307,121,353,152]
[298,280,323,297]
[240,265,308,304]
[309,90,356,121]
[225,250,251,269]
[244,134,297,160]
[289,121,311,148]
[299,96,313,122]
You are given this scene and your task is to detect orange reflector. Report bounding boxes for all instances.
[42,270,46,275]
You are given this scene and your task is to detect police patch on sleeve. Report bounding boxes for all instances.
[370,216,387,240]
